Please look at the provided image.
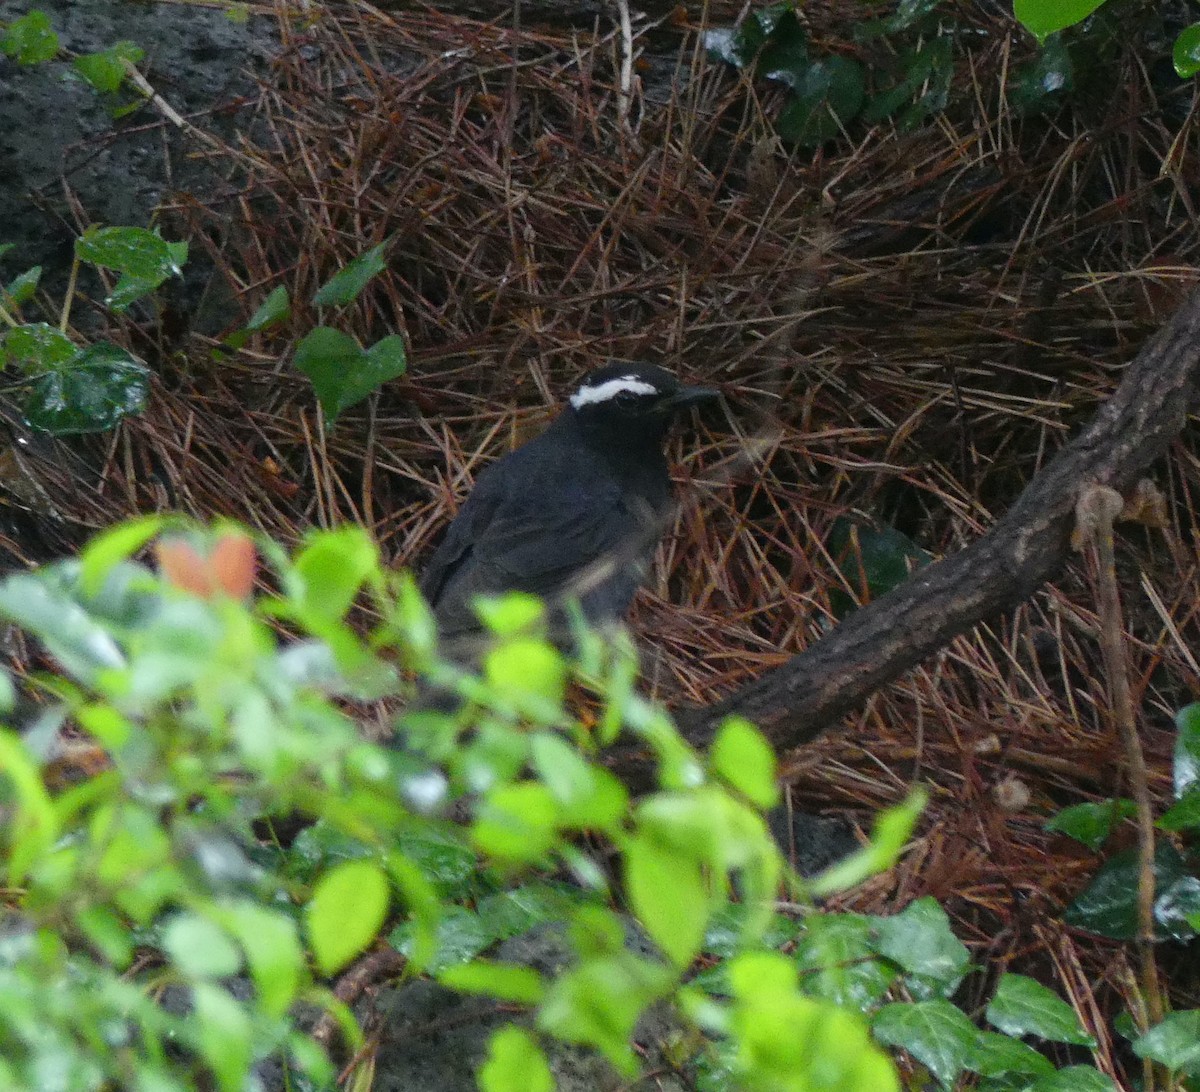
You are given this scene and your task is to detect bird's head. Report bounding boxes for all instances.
[567,363,719,442]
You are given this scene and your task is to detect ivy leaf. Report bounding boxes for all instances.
[1063,843,1191,940]
[794,913,895,1011]
[73,41,144,93]
[777,55,866,146]
[873,999,979,1089]
[24,342,150,435]
[873,897,971,999]
[312,239,392,307]
[985,974,1095,1046]
[1131,1010,1200,1076]
[293,327,407,423]
[1174,702,1200,798]
[246,284,291,332]
[967,1031,1054,1079]
[1044,799,1135,850]
[1028,1067,1118,1092]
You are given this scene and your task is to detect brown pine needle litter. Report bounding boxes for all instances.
[9,0,1200,1081]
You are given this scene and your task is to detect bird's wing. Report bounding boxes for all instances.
[421,475,651,635]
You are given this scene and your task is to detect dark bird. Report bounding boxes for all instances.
[421,363,718,640]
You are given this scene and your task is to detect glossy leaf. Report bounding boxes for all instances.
[1044,799,1134,850]
[777,55,866,146]
[1158,787,1200,832]
[1131,1010,1200,1075]
[293,327,407,422]
[1014,0,1107,41]
[75,226,186,310]
[794,913,896,1011]
[3,265,41,306]
[1,10,59,64]
[986,974,1095,1045]
[873,999,979,1090]
[873,897,971,999]
[1028,1067,1118,1091]
[24,342,150,435]
[245,284,291,332]
[1175,24,1200,79]
[1,322,77,370]
[1063,843,1190,939]
[313,239,392,307]
[390,905,491,972]
[1174,702,1200,797]
[306,859,390,975]
[968,1031,1055,1079]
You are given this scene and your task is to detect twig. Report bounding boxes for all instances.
[1076,484,1164,1090]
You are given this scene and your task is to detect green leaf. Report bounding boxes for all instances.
[530,732,627,830]
[1063,843,1189,940]
[710,716,778,809]
[1175,24,1200,79]
[473,782,559,863]
[1174,702,1200,797]
[476,883,579,938]
[293,327,407,422]
[439,960,546,1005]
[78,514,165,597]
[794,913,896,1011]
[245,284,291,332]
[986,974,1095,1046]
[312,239,391,306]
[1044,799,1135,850]
[1013,0,1106,41]
[1028,1067,1118,1092]
[1,10,59,64]
[484,637,566,712]
[967,1031,1055,1079]
[1158,786,1200,831]
[473,591,545,635]
[390,905,492,972]
[828,519,931,617]
[191,983,253,1092]
[162,913,242,979]
[479,1027,554,1092]
[872,897,971,1000]
[306,859,390,975]
[873,999,979,1090]
[75,226,186,310]
[810,787,926,897]
[222,902,304,1018]
[24,342,150,435]
[0,571,124,681]
[73,41,144,93]
[1131,1010,1200,1076]
[1010,34,1074,113]
[1154,875,1200,940]
[624,830,708,967]
[1,322,77,370]
[291,526,379,626]
[3,265,41,306]
[776,55,866,146]
[0,729,60,883]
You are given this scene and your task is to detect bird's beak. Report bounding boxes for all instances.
[662,385,720,413]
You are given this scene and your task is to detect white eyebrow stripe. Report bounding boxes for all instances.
[569,376,659,409]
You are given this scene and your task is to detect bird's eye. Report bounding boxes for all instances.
[614,390,640,407]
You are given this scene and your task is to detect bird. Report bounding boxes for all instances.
[420,363,718,642]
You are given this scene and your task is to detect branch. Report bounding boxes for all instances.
[669,290,1200,755]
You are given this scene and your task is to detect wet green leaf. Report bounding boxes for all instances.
[1,323,77,370]
[828,519,930,616]
[75,226,186,310]
[24,342,149,435]
[873,999,979,1089]
[1063,843,1190,939]
[777,55,865,146]
[294,327,406,422]
[3,265,41,306]
[968,1031,1054,1079]
[986,974,1095,1045]
[1044,799,1135,850]
[873,897,971,1000]
[1132,1010,1200,1075]
[1158,787,1200,832]
[795,913,896,1011]
[1028,1067,1118,1091]
[245,284,291,332]
[1174,24,1200,79]
[1014,0,1106,41]
[313,239,392,307]
[1174,702,1200,797]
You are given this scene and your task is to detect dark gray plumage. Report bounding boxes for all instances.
[421,363,717,638]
